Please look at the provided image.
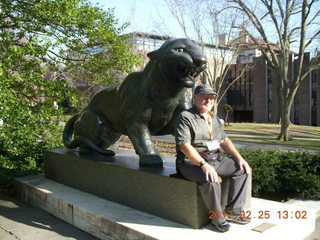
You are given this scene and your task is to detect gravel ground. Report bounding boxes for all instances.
[118,136,176,157]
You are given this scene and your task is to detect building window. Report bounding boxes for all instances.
[226,68,253,109]
[267,65,273,122]
[267,88,272,122]
[267,66,272,84]
[247,71,253,106]
[311,70,318,126]
[133,37,166,52]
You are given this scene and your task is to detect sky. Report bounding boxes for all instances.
[89,0,184,37]
[88,0,319,55]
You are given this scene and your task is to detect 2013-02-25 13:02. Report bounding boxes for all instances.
[209,210,308,220]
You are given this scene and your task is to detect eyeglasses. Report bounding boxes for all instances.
[196,95,216,101]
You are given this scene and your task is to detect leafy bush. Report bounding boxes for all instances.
[0,79,68,195]
[239,149,320,201]
[0,0,140,196]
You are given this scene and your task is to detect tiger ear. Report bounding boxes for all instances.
[147,50,159,60]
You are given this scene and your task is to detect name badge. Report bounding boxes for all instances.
[206,140,220,151]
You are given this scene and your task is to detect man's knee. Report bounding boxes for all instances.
[233,167,247,177]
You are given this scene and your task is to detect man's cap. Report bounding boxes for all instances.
[194,84,218,95]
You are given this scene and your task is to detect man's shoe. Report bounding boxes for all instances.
[210,220,230,232]
[226,214,251,224]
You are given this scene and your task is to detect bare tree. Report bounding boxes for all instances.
[155,0,253,115]
[229,0,320,140]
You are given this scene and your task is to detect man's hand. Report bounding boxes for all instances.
[221,138,251,175]
[179,143,221,182]
[237,157,251,175]
[201,163,219,182]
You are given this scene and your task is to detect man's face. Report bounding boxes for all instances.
[194,94,215,113]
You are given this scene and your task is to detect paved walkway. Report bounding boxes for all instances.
[152,135,319,153]
[1,195,319,240]
[228,134,320,141]
[0,196,99,240]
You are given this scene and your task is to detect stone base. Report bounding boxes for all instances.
[14,175,189,240]
[44,148,250,228]
[44,148,208,228]
[14,175,317,240]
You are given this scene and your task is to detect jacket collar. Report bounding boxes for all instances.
[189,105,207,119]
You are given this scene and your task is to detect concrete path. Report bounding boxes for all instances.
[152,135,319,153]
[231,139,319,153]
[286,198,320,240]
[227,134,320,141]
[1,172,319,240]
[1,189,319,240]
[0,196,99,240]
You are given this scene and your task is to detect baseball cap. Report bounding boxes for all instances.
[194,84,218,95]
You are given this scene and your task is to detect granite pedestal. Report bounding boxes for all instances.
[14,175,317,240]
[44,148,250,228]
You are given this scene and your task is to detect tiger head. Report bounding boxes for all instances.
[147,38,207,88]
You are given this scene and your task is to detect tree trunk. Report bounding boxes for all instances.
[277,95,294,141]
[225,111,229,126]
[276,76,282,124]
[212,102,218,115]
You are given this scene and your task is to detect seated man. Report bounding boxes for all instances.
[175,84,251,232]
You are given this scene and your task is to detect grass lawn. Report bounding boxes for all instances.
[224,122,320,151]
[229,136,320,151]
[224,122,320,139]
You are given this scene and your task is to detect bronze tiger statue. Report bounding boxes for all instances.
[63,38,207,167]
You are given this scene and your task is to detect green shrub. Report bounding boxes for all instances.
[239,149,320,201]
[0,103,66,195]
[0,0,140,196]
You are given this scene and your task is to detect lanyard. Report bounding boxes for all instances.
[205,112,213,140]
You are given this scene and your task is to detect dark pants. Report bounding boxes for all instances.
[177,154,248,224]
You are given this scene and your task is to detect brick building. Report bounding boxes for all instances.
[224,51,320,126]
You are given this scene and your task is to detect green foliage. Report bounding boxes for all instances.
[239,149,320,201]
[223,104,233,113]
[0,0,140,195]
